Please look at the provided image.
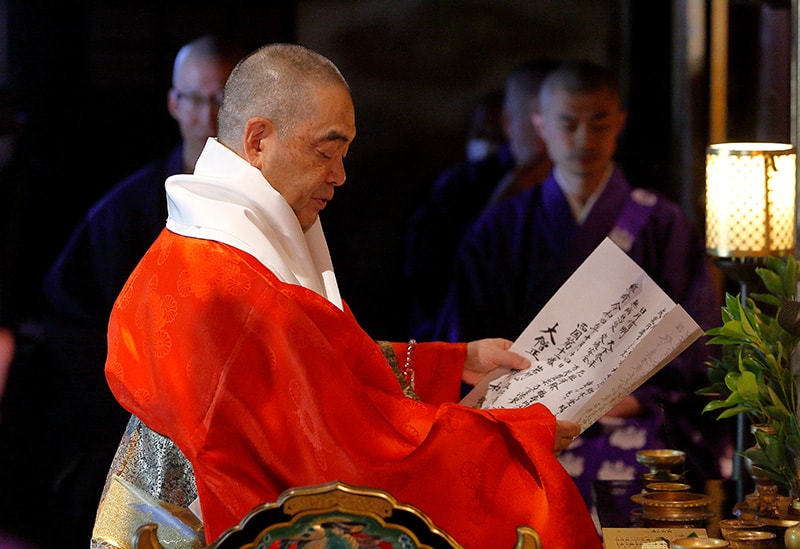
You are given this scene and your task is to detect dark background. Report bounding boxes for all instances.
[2,0,791,340]
[0,1,794,547]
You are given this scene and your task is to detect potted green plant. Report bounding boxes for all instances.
[699,254,800,499]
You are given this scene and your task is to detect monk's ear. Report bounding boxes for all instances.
[532,111,544,135]
[616,109,628,132]
[242,117,274,164]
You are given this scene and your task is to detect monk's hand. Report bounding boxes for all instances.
[603,395,641,418]
[462,338,530,386]
[555,419,581,456]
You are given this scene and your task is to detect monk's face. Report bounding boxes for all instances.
[259,83,356,232]
[533,86,625,184]
[168,54,236,167]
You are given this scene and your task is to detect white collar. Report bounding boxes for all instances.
[554,163,614,224]
[165,138,343,310]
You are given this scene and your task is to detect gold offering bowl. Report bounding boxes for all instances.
[671,538,730,548]
[636,449,686,474]
[724,529,775,548]
[644,482,691,493]
[718,518,767,540]
[631,491,715,527]
[642,472,684,483]
[734,505,800,543]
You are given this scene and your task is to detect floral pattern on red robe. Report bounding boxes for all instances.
[106,229,601,548]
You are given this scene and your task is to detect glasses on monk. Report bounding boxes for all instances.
[172,90,223,110]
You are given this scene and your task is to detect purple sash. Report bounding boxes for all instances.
[608,188,658,251]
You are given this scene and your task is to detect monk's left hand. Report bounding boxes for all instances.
[462,338,530,386]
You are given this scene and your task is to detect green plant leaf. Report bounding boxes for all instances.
[717,405,755,419]
[703,399,737,412]
[739,309,759,338]
[731,371,759,400]
[744,447,774,471]
[752,292,783,308]
[701,254,800,495]
[758,268,785,299]
[784,256,800,296]
[713,319,755,340]
[765,440,786,463]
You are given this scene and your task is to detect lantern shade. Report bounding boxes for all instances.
[705,142,797,258]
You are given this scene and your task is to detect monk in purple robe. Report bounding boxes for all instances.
[432,60,729,514]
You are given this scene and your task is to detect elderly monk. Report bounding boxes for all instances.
[105,43,601,548]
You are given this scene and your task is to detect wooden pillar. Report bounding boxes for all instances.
[709,0,728,144]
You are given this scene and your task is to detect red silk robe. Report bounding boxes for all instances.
[105,229,601,548]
